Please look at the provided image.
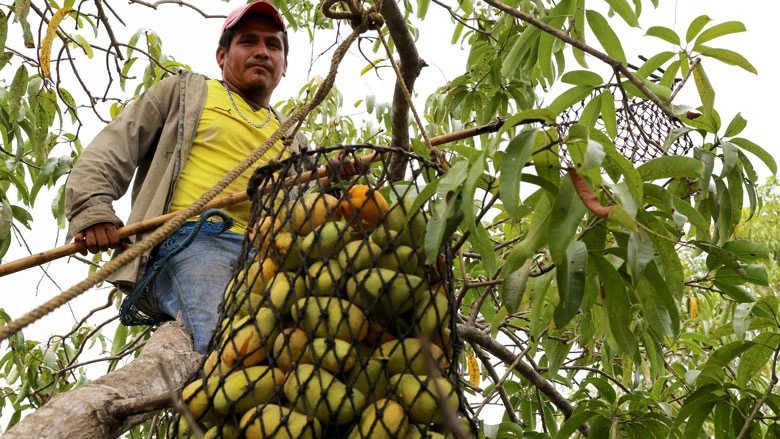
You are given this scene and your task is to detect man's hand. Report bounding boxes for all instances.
[74,222,128,255]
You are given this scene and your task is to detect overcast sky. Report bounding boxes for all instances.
[1,0,778,358]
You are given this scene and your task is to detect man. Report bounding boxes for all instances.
[65,0,308,353]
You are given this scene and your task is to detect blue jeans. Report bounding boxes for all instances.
[148,230,245,353]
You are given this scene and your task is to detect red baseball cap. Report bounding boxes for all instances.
[222,0,286,34]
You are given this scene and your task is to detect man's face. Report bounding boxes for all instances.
[217,15,287,105]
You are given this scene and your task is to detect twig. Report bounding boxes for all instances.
[127,0,226,19]
[736,346,780,439]
[472,344,521,424]
[669,57,701,104]
[482,0,677,120]
[94,0,124,60]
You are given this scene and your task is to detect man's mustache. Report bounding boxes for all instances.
[246,61,273,71]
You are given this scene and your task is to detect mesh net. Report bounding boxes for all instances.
[554,85,693,164]
[170,145,473,439]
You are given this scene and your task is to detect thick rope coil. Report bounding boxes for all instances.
[0,5,377,343]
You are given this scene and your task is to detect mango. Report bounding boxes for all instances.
[220,311,279,369]
[307,260,344,296]
[412,291,451,338]
[202,350,230,379]
[372,338,448,376]
[248,216,283,253]
[404,426,451,439]
[338,240,381,273]
[265,272,306,314]
[347,398,408,439]
[378,245,419,274]
[212,365,285,415]
[290,192,342,236]
[284,364,365,425]
[346,268,425,314]
[370,226,399,249]
[181,376,219,422]
[300,220,347,260]
[389,374,459,425]
[293,297,368,342]
[203,424,237,439]
[305,338,357,373]
[267,232,303,270]
[346,358,389,402]
[385,198,427,248]
[240,403,322,439]
[271,327,310,372]
[341,184,389,231]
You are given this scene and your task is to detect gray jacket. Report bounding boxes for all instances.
[65,71,309,290]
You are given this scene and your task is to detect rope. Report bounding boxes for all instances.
[0,1,379,343]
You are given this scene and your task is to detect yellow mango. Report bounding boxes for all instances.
[346,358,389,403]
[307,260,344,296]
[378,245,419,274]
[412,291,451,338]
[347,398,408,439]
[305,337,357,373]
[389,374,459,425]
[290,193,342,236]
[212,365,285,415]
[300,220,347,260]
[372,338,448,376]
[293,297,368,342]
[181,375,220,422]
[239,403,322,439]
[338,240,382,273]
[283,364,365,425]
[203,424,237,439]
[266,272,306,314]
[385,198,427,248]
[347,268,424,314]
[271,327,310,372]
[220,311,279,369]
[267,232,303,270]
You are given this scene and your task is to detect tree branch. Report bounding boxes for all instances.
[457,323,590,437]
[379,0,427,181]
[4,321,201,439]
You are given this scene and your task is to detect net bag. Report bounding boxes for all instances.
[171,145,473,439]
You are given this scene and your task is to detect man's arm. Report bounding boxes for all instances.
[65,76,179,250]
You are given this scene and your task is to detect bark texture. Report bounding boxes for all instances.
[5,321,202,439]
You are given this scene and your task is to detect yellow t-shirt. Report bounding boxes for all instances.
[169,79,287,233]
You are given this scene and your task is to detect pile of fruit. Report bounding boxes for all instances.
[175,182,469,439]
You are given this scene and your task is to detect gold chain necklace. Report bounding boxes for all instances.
[222,82,273,129]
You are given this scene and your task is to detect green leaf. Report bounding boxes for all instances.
[694,21,746,46]
[586,9,626,63]
[591,130,643,204]
[637,277,674,338]
[636,51,676,79]
[503,193,552,277]
[637,156,703,181]
[737,333,780,387]
[642,183,709,236]
[503,259,531,314]
[0,198,11,237]
[417,0,430,19]
[605,0,639,27]
[8,65,28,121]
[560,70,603,87]
[627,229,654,281]
[554,240,587,328]
[716,264,769,287]
[644,261,680,337]
[0,10,7,53]
[724,113,747,138]
[538,31,556,82]
[645,26,680,45]
[557,409,599,439]
[592,254,636,355]
[692,63,715,118]
[548,174,588,265]
[712,280,756,303]
[500,27,541,79]
[600,89,617,139]
[10,205,32,229]
[729,137,776,175]
[697,46,757,74]
[464,154,497,276]
[499,129,537,219]
[722,240,771,263]
[637,211,684,299]
[548,85,594,115]
[685,15,712,43]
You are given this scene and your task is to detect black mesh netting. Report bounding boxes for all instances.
[554,85,693,164]
[169,145,474,439]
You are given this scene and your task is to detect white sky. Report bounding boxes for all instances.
[0,1,778,423]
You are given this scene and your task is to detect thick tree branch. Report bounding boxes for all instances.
[5,321,201,439]
[482,0,677,121]
[458,323,590,437]
[379,0,427,181]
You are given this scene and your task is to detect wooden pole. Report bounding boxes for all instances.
[0,119,519,277]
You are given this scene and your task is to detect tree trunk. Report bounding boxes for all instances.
[5,321,202,439]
